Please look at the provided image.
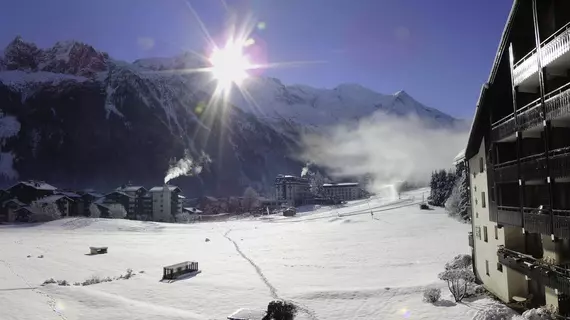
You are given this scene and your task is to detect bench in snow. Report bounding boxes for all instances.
[89,247,108,255]
[162,261,199,280]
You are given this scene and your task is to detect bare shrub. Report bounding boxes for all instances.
[57,280,69,286]
[438,268,475,302]
[42,278,57,286]
[423,287,441,303]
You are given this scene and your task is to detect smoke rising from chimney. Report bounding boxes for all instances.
[164,150,212,184]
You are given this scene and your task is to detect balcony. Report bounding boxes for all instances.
[498,246,570,296]
[468,232,474,248]
[495,160,518,183]
[520,153,548,182]
[553,210,570,239]
[492,114,517,142]
[523,207,552,235]
[513,22,570,89]
[498,206,522,227]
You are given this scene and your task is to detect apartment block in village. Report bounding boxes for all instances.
[467,0,570,315]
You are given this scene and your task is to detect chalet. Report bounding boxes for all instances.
[79,191,103,217]
[14,206,44,222]
[467,0,570,316]
[6,180,57,204]
[115,185,149,220]
[102,191,133,217]
[148,185,183,222]
[0,198,25,222]
[56,190,82,216]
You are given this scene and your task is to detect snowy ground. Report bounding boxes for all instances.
[0,188,497,320]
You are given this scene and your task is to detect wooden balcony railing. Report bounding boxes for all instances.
[523,207,552,235]
[520,154,548,182]
[497,206,522,227]
[494,160,518,183]
[492,114,517,142]
[498,246,570,296]
[553,210,570,239]
[513,22,570,86]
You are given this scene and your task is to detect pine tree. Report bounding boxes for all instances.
[456,161,471,221]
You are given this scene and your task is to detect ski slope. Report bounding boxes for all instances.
[0,189,497,320]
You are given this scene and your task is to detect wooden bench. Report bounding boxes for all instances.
[89,247,108,255]
[162,261,199,280]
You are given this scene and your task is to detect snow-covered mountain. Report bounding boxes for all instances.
[0,37,467,196]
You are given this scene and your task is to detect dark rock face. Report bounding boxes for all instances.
[0,38,302,196]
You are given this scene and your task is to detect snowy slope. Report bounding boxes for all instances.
[0,189,500,320]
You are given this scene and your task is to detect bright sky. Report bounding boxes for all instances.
[0,0,512,118]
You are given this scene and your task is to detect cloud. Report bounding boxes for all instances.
[298,114,468,193]
[137,37,155,50]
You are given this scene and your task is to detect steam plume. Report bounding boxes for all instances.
[299,114,468,194]
[301,162,312,177]
[164,150,212,184]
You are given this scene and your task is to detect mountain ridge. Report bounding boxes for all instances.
[0,37,467,196]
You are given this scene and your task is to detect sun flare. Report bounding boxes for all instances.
[209,40,251,90]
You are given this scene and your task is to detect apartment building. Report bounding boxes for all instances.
[467,0,570,315]
[148,185,183,222]
[322,182,363,201]
[274,175,311,206]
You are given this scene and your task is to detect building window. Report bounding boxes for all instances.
[485,260,490,276]
[481,192,486,208]
[476,212,479,218]
[494,226,498,240]
[497,263,503,272]
[483,226,488,242]
[490,186,495,202]
[475,226,481,239]
[480,157,484,173]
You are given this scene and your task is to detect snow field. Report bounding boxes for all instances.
[0,189,498,319]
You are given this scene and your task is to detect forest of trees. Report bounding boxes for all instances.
[428,159,470,221]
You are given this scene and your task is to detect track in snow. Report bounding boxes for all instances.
[223,230,318,320]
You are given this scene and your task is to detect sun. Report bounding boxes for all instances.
[209,40,251,90]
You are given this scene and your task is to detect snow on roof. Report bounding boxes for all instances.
[2,198,25,207]
[84,192,103,198]
[15,205,43,215]
[35,194,72,204]
[453,149,466,165]
[57,191,81,198]
[149,185,180,192]
[104,191,134,198]
[227,308,266,320]
[178,194,186,199]
[116,186,145,192]
[9,180,58,191]
[183,207,202,213]
[323,182,359,187]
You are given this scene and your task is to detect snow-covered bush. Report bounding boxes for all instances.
[512,308,556,320]
[242,187,260,212]
[42,278,57,285]
[472,303,517,320]
[262,300,297,320]
[108,204,127,219]
[465,283,485,298]
[81,276,112,286]
[29,201,62,222]
[445,180,461,216]
[175,212,190,223]
[422,287,441,303]
[438,268,475,302]
[445,254,472,270]
[57,280,69,286]
[120,268,134,280]
[88,203,101,218]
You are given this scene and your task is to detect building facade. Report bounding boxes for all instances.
[467,0,570,315]
[274,175,310,206]
[322,183,363,201]
[148,185,182,222]
[115,185,148,220]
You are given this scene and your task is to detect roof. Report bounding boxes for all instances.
[56,191,81,198]
[183,207,202,213]
[149,185,181,192]
[466,0,519,159]
[104,191,134,198]
[178,194,186,199]
[323,182,359,187]
[227,308,266,320]
[453,149,466,165]
[2,198,25,207]
[83,192,103,198]
[15,206,43,215]
[35,194,73,204]
[8,180,58,191]
[116,185,146,192]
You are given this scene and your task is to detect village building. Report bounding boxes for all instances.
[274,175,311,206]
[322,182,364,201]
[148,185,183,222]
[466,0,570,316]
